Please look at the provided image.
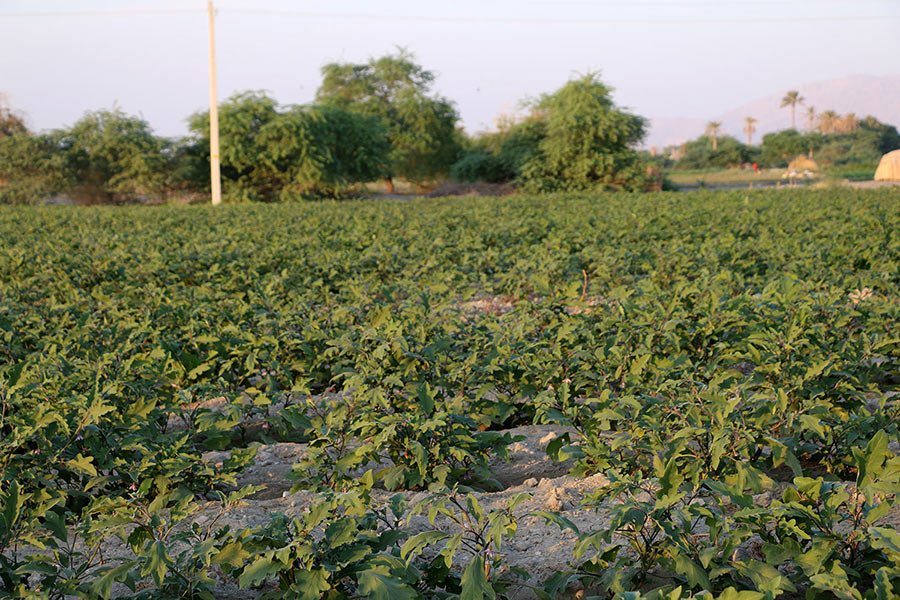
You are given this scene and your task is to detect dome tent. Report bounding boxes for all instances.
[875,150,900,181]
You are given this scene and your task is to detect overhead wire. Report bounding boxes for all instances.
[1,5,897,24]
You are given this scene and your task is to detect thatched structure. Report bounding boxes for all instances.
[874,150,900,181]
[788,155,819,172]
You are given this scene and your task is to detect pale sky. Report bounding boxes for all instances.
[2,0,899,137]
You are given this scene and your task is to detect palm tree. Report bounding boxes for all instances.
[839,112,859,134]
[743,117,757,146]
[705,121,722,150]
[781,90,805,129]
[805,106,816,132]
[817,110,839,134]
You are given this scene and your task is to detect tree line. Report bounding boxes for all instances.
[665,90,900,172]
[0,51,655,204]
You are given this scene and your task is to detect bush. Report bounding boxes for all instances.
[675,135,757,169]
[188,92,391,202]
[0,110,167,204]
[517,73,650,192]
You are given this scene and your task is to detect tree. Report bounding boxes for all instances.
[805,106,816,132]
[705,121,722,150]
[316,50,461,192]
[759,129,823,167]
[0,108,166,204]
[837,113,859,134]
[55,109,167,203]
[451,115,546,183]
[743,117,757,146]
[817,110,840,135]
[675,135,754,169]
[781,90,805,129]
[0,132,71,203]
[189,91,390,201]
[516,73,649,192]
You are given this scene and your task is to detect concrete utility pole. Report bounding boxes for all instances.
[207,0,222,205]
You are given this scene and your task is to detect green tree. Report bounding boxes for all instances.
[189,91,390,201]
[516,73,649,192]
[0,132,71,203]
[316,50,461,192]
[759,129,823,167]
[451,115,546,183]
[59,108,167,202]
[781,90,805,129]
[0,108,166,204]
[675,135,754,169]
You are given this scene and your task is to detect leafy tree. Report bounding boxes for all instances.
[781,90,805,129]
[0,108,166,204]
[743,117,757,146]
[675,135,754,169]
[316,50,461,191]
[759,129,822,167]
[0,132,71,203]
[758,117,898,168]
[189,91,390,201]
[858,115,900,153]
[705,121,722,150]
[516,73,649,192]
[451,116,546,183]
[58,109,167,202]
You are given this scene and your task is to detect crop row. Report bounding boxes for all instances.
[1,189,899,599]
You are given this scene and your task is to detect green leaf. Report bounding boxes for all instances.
[91,562,137,599]
[674,553,711,590]
[291,568,331,600]
[66,453,98,477]
[461,555,495,600]
[869,526,900,554]
[357,568,417,600]
[141,541,169,586]
[400,531,450,562]
[416,385,435,415]
[238,556,279,588]
[530,510,579,534]
[213,541,249,568]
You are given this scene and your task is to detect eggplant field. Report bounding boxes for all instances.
[2,189,900,600]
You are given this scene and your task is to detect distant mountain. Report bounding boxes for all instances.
[644,74,900,150]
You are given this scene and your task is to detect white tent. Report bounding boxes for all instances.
[874,149,900,181]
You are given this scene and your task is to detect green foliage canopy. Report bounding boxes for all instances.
[0,109,166,204]
[512,73,649,192]
[188,91,391,201]
[676,135,757,169]
[316,50,461,184]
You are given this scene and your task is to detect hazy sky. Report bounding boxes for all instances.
[2,0,899,137]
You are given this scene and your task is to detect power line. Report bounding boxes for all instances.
[1,6,897,24]
[224,8,900,25]
[0,9,203,18]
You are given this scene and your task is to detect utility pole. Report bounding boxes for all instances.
[207,0,222,205]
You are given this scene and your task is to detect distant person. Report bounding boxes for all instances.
[752,163,760,174]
